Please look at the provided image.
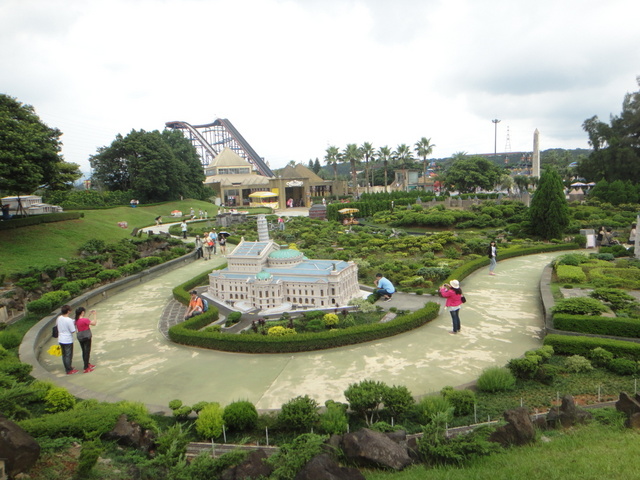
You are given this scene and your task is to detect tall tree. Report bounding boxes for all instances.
[579,77,640,183]
[324,145,340,198]
[90,129,206,202]
[0,94,81,196]
[376,146,392,192]
[414,137,435,191]
[360,142,374,194]
[313,157,321,173]
[343,143,362,197]
[528,167,569,240]
[393,144,413,191]
[438,156,503,193]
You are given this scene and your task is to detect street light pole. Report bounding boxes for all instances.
[492,119,501,157]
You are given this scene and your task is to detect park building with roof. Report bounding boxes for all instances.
[207,215,360,312]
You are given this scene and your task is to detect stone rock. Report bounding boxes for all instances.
[103,414,156,453]
[615,391,640,418]
[384,430,407,445]
[294,453,365,480]
[341,428,412,470]
[546,395,592,428]
[616,392,640,428]
[0,414,41,478]
[406,436,421,462]
[489,407,536,446]
[220,449,272,480]
[629,412,640,429]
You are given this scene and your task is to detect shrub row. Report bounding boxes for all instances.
[553,314,640,338]
[169,302,441,353]
[543,333,640,360]
[0,212,82,231]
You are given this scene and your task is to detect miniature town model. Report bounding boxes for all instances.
[207,215,360,312]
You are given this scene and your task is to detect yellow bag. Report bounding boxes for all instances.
[47,345,62,357]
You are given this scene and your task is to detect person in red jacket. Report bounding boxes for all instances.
[440,279,463,334]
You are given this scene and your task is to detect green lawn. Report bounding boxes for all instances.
[0,199,218,276]
[364,422,640,480]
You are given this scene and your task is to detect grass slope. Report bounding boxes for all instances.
[364,422,640,480]
[0,199,218,275]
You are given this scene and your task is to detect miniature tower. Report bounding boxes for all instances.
[532,129,541,178]
[257,214,269,242]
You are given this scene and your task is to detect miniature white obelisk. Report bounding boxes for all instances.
[532,128,540,178]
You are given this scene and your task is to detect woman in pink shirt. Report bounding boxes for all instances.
[75,307,97,373]
[440,279,463,334]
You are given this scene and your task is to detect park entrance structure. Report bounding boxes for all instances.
[166,118,346,208]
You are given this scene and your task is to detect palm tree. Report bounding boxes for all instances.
[324,145,340,199]
[393,143,413,191]
[360,142,374,194]
[414,137,435,191]
[377,146,392,192]
[343,143,362,198]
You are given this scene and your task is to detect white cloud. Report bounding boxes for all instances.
[2,0,639,173]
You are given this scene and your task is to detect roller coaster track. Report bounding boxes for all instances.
[165,119,274,177]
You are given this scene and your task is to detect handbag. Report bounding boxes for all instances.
[461,295,467,304]
[77,329,92,340]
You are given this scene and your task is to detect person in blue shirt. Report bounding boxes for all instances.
[375,273,395,302]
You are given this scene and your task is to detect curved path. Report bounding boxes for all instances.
[37,252,568,411]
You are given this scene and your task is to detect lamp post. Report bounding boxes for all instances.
[492,119,501,157]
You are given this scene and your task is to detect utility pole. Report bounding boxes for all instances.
[492,119,501,157]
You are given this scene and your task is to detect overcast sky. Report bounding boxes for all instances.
[2,0,639,173]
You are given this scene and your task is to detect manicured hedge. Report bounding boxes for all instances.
[169,302,441,353]
[447,243,579,282]
[553,314,640,338]
[543,333,640,360]
[0,212,82,230]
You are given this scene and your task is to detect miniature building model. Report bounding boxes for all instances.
[208,215,360,311]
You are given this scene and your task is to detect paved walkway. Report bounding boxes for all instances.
[34,250,574,412]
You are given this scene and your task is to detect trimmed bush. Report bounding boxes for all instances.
[440,387,476,416]
[607,358,639,376]
[196,402,224,439]
[0,331,21,349]
[476,367,516,393]
[319,402,348,435]
[415,395,454,424]
[552,297,608,316]
[222,400,258,432]
[556,265,587,284]
[544,334,640,360]
[44,387,76,413]
[169,301,441,354]
[553,313,640,338]
[278,395,319,432]
[508,355,542,379]
[589,347,614,367]
[564,355,594,373]
[26,290,71,315]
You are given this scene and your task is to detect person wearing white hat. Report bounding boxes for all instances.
[440,279,464,334]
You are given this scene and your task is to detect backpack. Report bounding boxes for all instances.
[199,296,209,312]
[52,316,59,338]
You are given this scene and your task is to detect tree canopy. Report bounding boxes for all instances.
[578,77,640,183]
[528,167,569,240]
[90,129,208,202]
[0,94,81,195]
[438,156,504,193]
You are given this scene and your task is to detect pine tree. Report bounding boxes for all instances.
[528,168,569,240]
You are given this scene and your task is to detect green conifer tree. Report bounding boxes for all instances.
[528,168,569,240]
